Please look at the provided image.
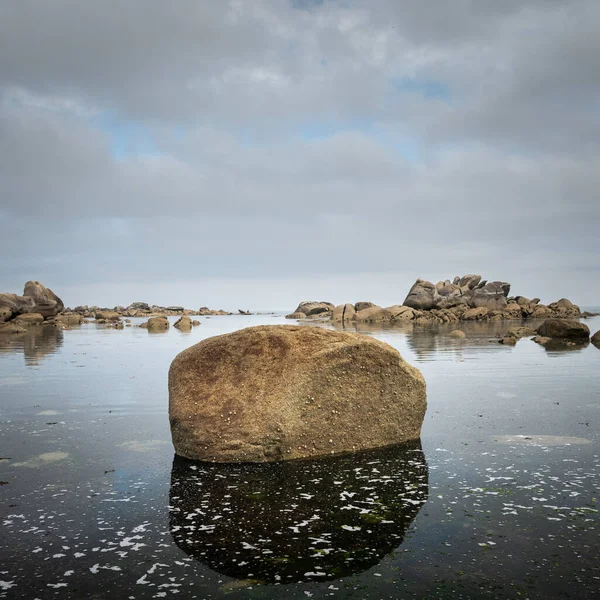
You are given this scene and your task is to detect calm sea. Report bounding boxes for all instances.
[1,313,599,599]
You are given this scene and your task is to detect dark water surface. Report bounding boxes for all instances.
[1,314,599,599]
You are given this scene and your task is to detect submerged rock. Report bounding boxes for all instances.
[592,330,600,348]
[169,325,427,462]
[448,329,466,339]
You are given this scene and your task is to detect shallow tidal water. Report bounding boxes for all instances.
[1,314,599,599]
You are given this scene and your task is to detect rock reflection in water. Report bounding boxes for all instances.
[0,324,63,366]
[169,441,428,584]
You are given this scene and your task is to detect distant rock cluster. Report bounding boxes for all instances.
[287,274,587,325]
[67,303,233,319]
[0,281,67,335]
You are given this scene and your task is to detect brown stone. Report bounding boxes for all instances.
[14,312,44,326]
[95,311,121,321]
[592,330,600,348]
[461,307,489,321]
[354,302,376,312]
[0,322,28,335]
[55,314,83,326]
[353,306,392,322]
[169,325,427,463]
[147,317,169,332]
[536,319,590,340]
[385,306,416,321]
[332,304,356,322]
[448,329,466,339]
[174,315,192,331]
[285,312,307,320]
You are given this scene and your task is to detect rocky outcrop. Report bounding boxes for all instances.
[403,276,510,311]
[69,303,232,318]
[536,319,590,340]
[0,281,63,321]
[592,330,600,348]
[305,273,582,326]
[169,325,427,462]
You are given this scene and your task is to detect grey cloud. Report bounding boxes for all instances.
[1,1,599,307]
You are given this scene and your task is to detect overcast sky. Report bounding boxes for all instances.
[1,0,598,310]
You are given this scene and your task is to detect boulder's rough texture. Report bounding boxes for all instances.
[536,319,590,340]
[591,330,600,348]
[285,312,307,320]
[169,325,427,463]
[147,317,170,332]
[0,306,13,322]
[174,315,192,331]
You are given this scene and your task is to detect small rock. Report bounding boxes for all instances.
[448,329,466,339]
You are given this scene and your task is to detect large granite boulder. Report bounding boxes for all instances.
[592,330,600,348]
[536,319,590,340]
[169,325,427,463]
